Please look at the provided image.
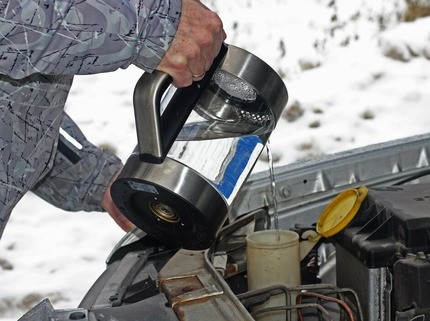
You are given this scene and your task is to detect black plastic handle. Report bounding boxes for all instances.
[133,43,228,164]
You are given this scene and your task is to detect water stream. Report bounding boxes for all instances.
[266,140,280,241]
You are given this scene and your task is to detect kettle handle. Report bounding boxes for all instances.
[133,44,228,164]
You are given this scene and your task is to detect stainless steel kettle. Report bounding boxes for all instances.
[111,44,288,250]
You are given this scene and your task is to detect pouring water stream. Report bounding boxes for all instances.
[266,140,280,241]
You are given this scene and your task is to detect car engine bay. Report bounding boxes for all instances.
[20,133,430,321]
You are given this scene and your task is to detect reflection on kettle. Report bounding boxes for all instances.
[177,69,275,140]
[111,44,288,250]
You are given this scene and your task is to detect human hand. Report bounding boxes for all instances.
[156,0,226,87]
[101,170,135,232]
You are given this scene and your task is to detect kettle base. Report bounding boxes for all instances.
[111,156,229,250]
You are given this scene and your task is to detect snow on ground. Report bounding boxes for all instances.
[1,1,430,319]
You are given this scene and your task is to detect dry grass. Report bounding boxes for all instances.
[404,0,430,21]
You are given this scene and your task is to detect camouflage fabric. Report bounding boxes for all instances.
[32,113,123,212]
[0,0,181,238]
[0,0,181,77]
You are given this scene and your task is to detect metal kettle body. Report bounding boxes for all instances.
[111,44,288,250]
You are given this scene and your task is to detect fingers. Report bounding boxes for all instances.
[101,169,136,232]
[156,0,226,87]
[190,56,207,81]
[103,189,136,232]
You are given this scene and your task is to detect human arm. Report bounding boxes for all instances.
[0,0,225,87]
[31,113,133,232]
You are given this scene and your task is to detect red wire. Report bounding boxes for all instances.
[296,291,355,321]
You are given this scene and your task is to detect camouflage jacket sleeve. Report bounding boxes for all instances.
[0,0,181,79]
[31,113,123,212]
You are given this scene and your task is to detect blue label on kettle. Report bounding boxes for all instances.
[214,136,263,203]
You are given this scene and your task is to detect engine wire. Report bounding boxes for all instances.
[237,283,362,321]
[251,303,334,321]
[296,292,355,321]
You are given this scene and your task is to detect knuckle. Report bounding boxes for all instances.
[207,11,223,32]
[170,54,188,68]
[198,36,213,51]
[188,45,201,60]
